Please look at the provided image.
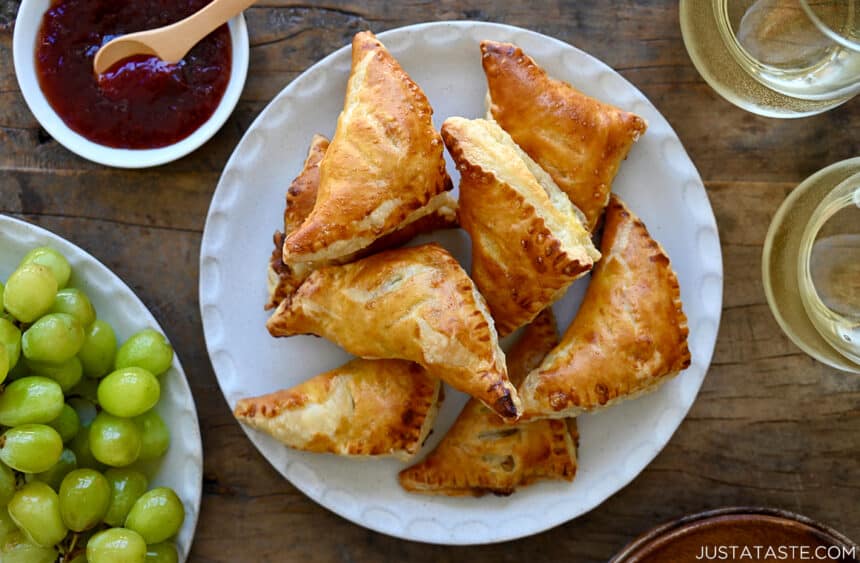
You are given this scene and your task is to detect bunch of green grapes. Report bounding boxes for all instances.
[0,248,184,563]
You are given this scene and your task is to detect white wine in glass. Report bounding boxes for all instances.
[681,0,860,117]
[764,158,860,374]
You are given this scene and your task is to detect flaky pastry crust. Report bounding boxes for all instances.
[282,31,452,263]
[266,243,521,421]
[519,195,691,419]
[399,309,578,496]
[266,135,458,310]
[442,117,599,335]
[234,359,441,461]
[481,40,647,231]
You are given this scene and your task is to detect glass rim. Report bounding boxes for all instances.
[797,169,860,364]
[798,0,860,52]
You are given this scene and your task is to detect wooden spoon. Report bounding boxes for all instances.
[93,0,255,75]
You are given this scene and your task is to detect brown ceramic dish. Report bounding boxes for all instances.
[612,507,859,563]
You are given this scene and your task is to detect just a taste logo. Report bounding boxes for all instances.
[695,544,858,561]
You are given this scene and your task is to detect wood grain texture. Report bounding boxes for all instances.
[2,1,859,561]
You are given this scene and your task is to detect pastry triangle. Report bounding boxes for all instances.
[234,359,441,460]
[399,309,578,496]
[267,243,521,421]
[519,195,690,419]
[282,31,452,263]
[481,40,647,231]
[441,117,600,336]
[266,135,458,310]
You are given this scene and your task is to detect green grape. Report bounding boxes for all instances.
[87,528,147,563]
[68,376,100,405]
[50,288,96,328]
[26,357,83,393]
[78,319,117,379]
[0,508,17,544]
[89,413,141,468]
[28,448,77,491]
[19,247,71,290]
[22,313,85,364]
[68,398,97,427]
[0,318,22,372]
[0,345,7,385]
[1,530,58,563]
[0,424,63,473]
[103,468,148,527]
[145,542,178,563]
[3,265,57,324]
[69,419,103,471]
[134,410,170,461]
[48,404,80,443]
[20,247,71,289]
[59,468,111,531]
[7,481,68,547]
[0,376,65,426]
[0,461,15,506]
[98,368,160,418]
[0,280,4,309]
[124,487,184,544]
[115,329,174,377]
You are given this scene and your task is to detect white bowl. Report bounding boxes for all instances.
[12,0,249,169]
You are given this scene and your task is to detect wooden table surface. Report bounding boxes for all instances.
[2,1,859,561]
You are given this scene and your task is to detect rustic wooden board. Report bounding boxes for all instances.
[2,1,859,561]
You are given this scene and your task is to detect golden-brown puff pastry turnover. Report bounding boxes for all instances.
[234,359,441,461]
[481,40,647,231]
[266,134,458,310]
[399,309,578,496]
[267,243,521,421]
[281,31,452,264]
[441,117,600,336]
[519,195,690,419]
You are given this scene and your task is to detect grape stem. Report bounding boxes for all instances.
[61,532,81,563]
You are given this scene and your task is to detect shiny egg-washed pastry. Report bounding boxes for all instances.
[519,195,690,419]
[282,31,452,264]
[481,40,647,231]
[399,309,578,496]
[267,243,521,422]
[441,117,600,336]
[234,359,441,460]
[266,135,458,310]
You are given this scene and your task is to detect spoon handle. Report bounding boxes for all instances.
[159,0,256,62]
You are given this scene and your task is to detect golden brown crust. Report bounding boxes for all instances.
[505,308,559,388]
[441,117,599,335]
[265,135,458,311]
[285,134,329,234]
[234,358,441,460]
[266,135,329,310]
[398,309,578,496]
[282,31,452,263]
[266,243,521,421]
[481,40,647,231]
[519,195,691,419]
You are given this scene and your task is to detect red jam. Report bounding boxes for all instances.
[35,0,231,149]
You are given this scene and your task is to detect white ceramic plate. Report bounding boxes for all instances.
[12,0,249,169]
[0,215,202,560]
[200,21,723,545]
